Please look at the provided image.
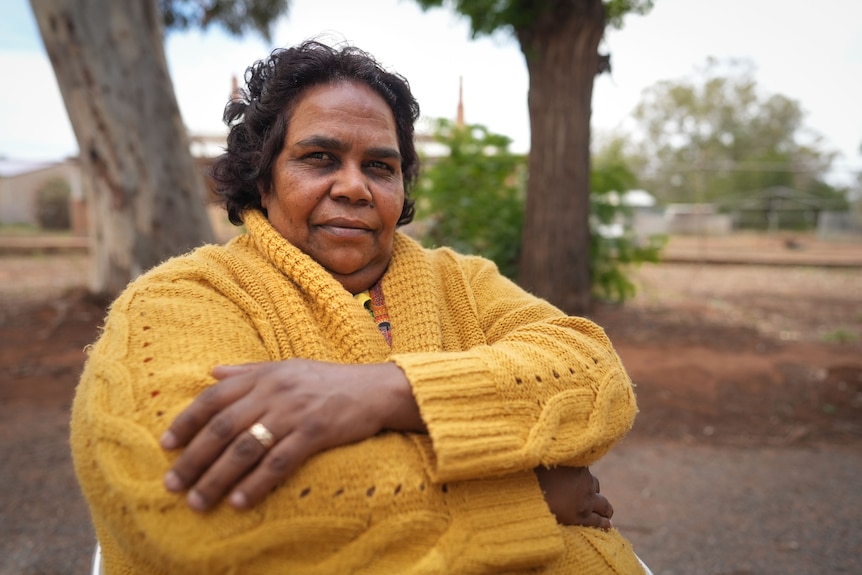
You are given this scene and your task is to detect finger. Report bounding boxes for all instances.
[185,423,277,511]
[164,402,262,492]
[164,394,265,493]
[227,430,318,510]
[593,494,614,519]
[211,363,258,379]
[593,513,613,531]
[161,375,254,450]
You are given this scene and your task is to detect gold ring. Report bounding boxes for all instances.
[248,422,275,450]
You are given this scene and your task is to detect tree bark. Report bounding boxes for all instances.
[516,0,605,315]
[30,0,214,297]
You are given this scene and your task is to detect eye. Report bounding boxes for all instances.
[366,160,396,174]
[304,151,331,162]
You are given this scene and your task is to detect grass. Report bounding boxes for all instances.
[820,327,860,344]
[0,224,74,237]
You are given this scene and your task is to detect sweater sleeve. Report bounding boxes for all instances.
[70,269,281,574]
[390,253,638,484]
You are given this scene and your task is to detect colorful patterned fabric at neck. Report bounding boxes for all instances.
[354,280,392,346]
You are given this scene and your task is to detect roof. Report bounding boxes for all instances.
[0,159,64,178]
[622,189,656,208]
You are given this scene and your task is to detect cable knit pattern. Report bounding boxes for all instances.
[71,209,642,574]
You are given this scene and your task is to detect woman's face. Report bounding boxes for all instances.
[262,81,405,294]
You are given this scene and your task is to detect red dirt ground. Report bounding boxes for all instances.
[1,235,861,574]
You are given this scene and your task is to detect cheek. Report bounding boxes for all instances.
[261,190,295,236]
[381,188,405,224]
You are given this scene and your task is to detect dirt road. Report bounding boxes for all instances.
[1,245,860,574]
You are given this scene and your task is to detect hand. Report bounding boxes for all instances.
[160,360,422,512]
[534,466,613,529]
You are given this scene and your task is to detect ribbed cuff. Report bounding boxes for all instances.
[445,473,564,572]
[392,351,531,482]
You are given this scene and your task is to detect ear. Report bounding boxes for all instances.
[258,181,272,211]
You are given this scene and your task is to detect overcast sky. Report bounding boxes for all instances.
[1,0,860,186]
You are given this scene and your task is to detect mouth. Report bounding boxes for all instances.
[317,217,373,237]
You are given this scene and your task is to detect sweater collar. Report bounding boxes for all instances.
[241,209,443,357]
[382,232,443,354]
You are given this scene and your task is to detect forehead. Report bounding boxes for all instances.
[287,81,397,137]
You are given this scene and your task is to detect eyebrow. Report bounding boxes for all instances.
[294,135,402,162]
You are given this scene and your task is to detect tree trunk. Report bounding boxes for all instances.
[516,0,605,315]
[30,0,214,298]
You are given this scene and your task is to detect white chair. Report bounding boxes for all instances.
[638,554,655,575]
[91,542,103,575]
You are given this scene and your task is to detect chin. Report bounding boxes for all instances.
[323,260,371,278]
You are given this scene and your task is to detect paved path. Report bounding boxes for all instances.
[594,438,862,574]
[3,392,860,575]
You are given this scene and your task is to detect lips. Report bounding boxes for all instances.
[317,216,374,237]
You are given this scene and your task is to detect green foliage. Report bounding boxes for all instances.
[417,119,526,279]
[820,327,859,344]
[413,0,655,313]
[35,178,71,230]
[590,139,665,303]
[809,180,851,211]
[160,0,289,41]
[414,0,653,36]
[413,0,541,36]
[418,120,662,302]
[604,0,654,28]
[631,59,843,214]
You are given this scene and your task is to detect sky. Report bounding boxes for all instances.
[1,0,861,186]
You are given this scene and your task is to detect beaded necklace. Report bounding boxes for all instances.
[354,280,392,346]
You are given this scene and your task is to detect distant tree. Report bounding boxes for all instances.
[589,138,664,302]
[418,118,526,279]
[29,0,288,297]
[415,0,653,314]
[631,58,841,208]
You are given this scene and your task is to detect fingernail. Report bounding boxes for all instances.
[229,491,248,509]
[187,490,207,512]
[163,471,182,492]
[160,430,177,450]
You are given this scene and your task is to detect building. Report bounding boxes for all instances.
[0,74,461,242]
[0,157,87,235]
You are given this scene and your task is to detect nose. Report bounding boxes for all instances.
[330,163,372,205]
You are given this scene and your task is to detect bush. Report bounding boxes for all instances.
[417,119,664,303]
[35,178,72,230]
[417,119,526,279]
[590,142,666,303]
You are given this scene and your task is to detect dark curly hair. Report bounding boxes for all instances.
[210,40,420,226]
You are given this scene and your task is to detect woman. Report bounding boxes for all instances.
[71,40,646,574]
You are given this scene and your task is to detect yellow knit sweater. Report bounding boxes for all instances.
[71,210,642,574]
